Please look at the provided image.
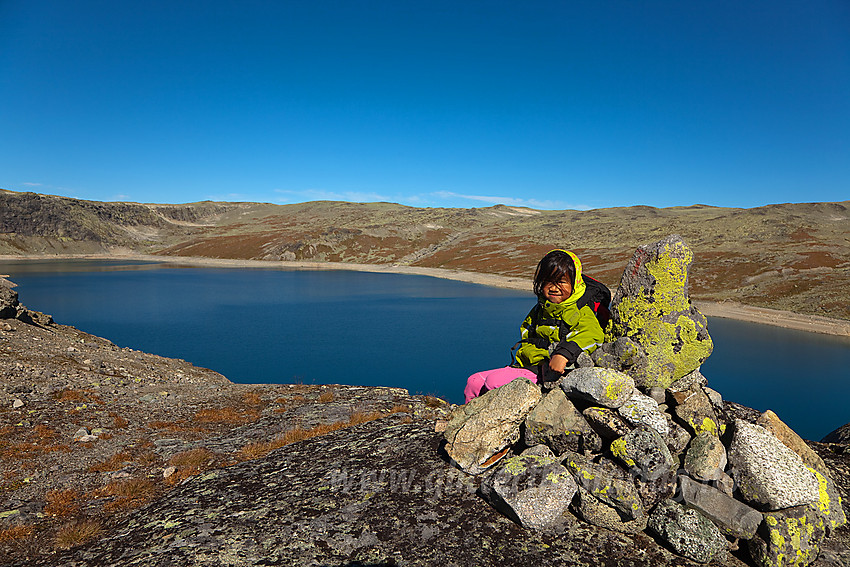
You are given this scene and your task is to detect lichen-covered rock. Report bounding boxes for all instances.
[667,368,708,395]
[524,388,601,455]
[562,451,645,522]
[582,406,632,441]
[684,431,727,482]
[728,420,819,510]
[590,336,647,374]
[617,391,669,436]
[678,475,762,539]
[572,486,648,534]
[648,499,727,564]
[673,386,722,437]
[479,452,577,531]
[610,425,674,481]
[559,367,635,409]
[664,413,692,459]
[748,505,828,567]
[443,378,541,474]
[606,235,713,389]
[808,466,847,534]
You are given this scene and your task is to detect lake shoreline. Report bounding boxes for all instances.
[3,252,850,337]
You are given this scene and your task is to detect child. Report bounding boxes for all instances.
[463,249,605,402]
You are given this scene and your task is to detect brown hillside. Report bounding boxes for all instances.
[2,189,848,320]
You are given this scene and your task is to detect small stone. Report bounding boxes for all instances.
[672,386,721,437]
[617,391,669,436]
[562,451,645,522]
[610,425,674,481]
[163,466,177,479]
[73,427,90,441]
[524,388,600,455]
[572,486,648,534]
[479,453,577,532]
[684,431,727,482]
[12,398,24,409]
[648,387,666,403]
[560,367,635,409]
[582,406,632,440]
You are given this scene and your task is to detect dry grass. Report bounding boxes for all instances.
[56,389,87,403]
[238,409,397,461]
[194,407,260,425]
[165,448,217,485]
[273,394,306,413]
[423,396,446,408]
[111,413,129,428]
[102,478,156,512]
[0,525,35,543]
[54,519,102,550]
[88,451,132,473]
[44,489,82,518]
[242,392,266,407]
[318,390,335,403]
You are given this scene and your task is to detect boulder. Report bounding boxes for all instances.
[683,431,727,482]
[678,475,762,539]
[663,414,692,459]
[561,451,645,522]
[610,425,674,481]
[756,410,828,475]
[523,388,601,455]
[727,420,819,510]
[606,235,713,389]
[748,505,828,567]
[647,499,727,564]
[582,406,632,441]
[443,378,541,474]
[617,391,669,436]
[479,452,577,532]
[572,486,648,534]
[559,367,635,409]
[590,336,647,374]
[672,386,722,437]
[807,466,847,534]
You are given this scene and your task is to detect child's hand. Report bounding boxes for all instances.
[549,354,568,375]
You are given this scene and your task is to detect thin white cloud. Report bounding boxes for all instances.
[21,182,43,187]
[273,188,396,203]
[432,191,589,211]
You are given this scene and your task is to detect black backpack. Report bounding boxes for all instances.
[576,274,611,328]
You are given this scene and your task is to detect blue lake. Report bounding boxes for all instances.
[2,259,849,441]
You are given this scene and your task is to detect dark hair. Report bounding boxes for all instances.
[533,250,576,297]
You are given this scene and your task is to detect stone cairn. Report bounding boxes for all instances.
[441,235,846,566]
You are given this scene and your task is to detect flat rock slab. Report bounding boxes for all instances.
[18,417,744,567]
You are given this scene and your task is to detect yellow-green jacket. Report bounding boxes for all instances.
[512,251,604,369]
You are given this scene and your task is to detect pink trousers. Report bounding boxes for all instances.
[464,366,538,403]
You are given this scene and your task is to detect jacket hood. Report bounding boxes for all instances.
[539,249,585,309]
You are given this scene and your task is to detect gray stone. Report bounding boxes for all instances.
[664,414,692,459]
[590,337,648,374]
[647,499,727,564]
[756,410,828,476]
[575,351,594,368]
[443,378,542,474]
[559,367,635,409]
[703,386,722,407]
[479,453,577,532]
[572,486,648,534]
[606,235,714,389]
[610,425,674,481]
[683,431,727,482]
[667,368,708,395]
[648,387,666,404]
[12,398,24,409]
[582,406,632,441]
[617,391,669,436]
[728,419,819,510]
[807,465,847,534]
[0,283,19,319]
[678,475,762,539]
[748,505,828,567]
[524,388,601,455]
[561,451,645,522]
[672,386,722,437]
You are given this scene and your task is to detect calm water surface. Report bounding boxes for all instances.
[3,259,849,441]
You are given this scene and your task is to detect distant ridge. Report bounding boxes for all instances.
[1,188,849,320]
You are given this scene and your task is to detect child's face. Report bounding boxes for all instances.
[543,277,573,304]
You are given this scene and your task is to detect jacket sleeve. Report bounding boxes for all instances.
[552,305,604,363]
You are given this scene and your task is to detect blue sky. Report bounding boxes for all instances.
[1,1,848,210]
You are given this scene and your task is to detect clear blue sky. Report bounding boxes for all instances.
[1,1,848,210]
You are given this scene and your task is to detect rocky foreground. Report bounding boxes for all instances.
[1,238,849,566]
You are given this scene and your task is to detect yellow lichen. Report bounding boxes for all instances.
[610,438,636,468]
